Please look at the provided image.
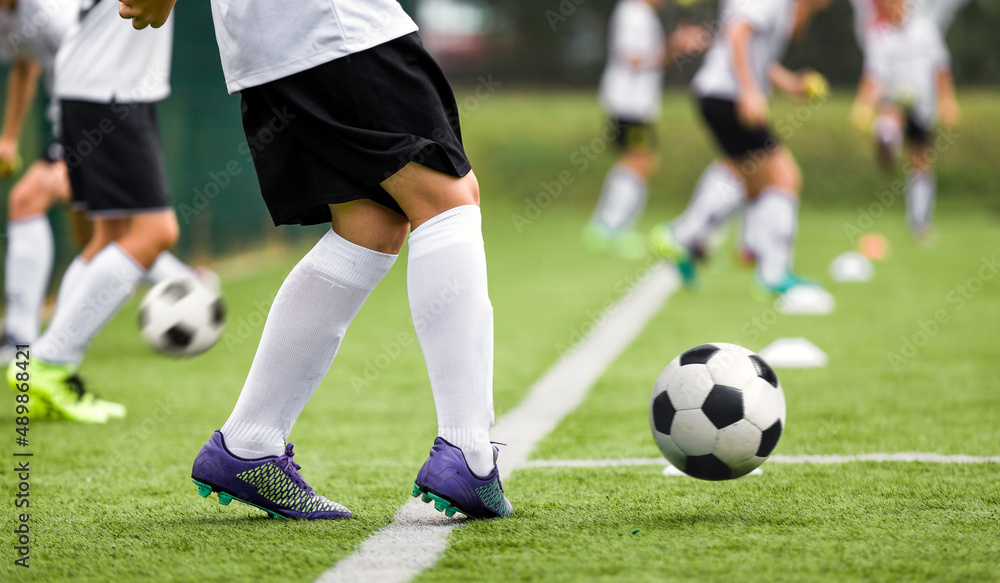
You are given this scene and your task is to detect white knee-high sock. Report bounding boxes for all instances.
[748,188,798,288]
[221,229,396,459]
[590,164,647,235]
[33,243,145,366]
[672,162,746,249]
[4,215,54,343]
[907,170,935,234]
[56,256,88,308]
[47,256,90,333]
[407,205,495,477]
[146,251,198,285]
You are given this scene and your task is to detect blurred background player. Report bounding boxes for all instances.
[121,0,514,520]
[583,0,707,258]
[650,0,835,314]
[0,0,78,361]
[0,0,199,364]
[7,0,202,422]
[850,0,960,243]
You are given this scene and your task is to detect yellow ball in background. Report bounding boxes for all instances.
[0,154,24,177]
[802,72,830,100]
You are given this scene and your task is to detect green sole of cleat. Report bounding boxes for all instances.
[412,483,464,518]
[192,479,288,520]
[195,481,212,498]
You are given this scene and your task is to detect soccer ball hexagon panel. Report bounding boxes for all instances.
[139,275,226,357]
[650,342,785,480]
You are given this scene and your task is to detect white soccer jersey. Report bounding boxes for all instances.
[848,0,878,47]
[55,0,172,103]
[210,0,418,94]
[691,0,796,101]
[0,0,76,129]
[0,0,76,76]
[864,16,950,128]
[598,0,666,121]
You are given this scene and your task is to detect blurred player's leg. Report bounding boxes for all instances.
[220,201,401,459]
[2,160,69,350]
[672,160,746,252]
[652,160,747,287]
[587,161,648,247]
[585,122,658,259]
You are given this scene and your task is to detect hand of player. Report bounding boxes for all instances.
[118,0,177,29]
[0,137,21,177]
[939,97,960,128]
[737,89,769,129]
[667,24,711,59]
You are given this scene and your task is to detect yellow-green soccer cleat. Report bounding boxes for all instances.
[649,223,697,287]
[7,360,125,423]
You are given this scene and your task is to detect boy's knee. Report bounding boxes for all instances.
[8,182,44,219]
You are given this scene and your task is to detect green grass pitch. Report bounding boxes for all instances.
[2,91,999,581]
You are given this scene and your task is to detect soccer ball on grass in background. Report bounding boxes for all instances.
[650,343,785,480]
[139,275,225,357]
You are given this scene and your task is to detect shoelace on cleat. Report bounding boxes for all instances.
[274,444,314,495]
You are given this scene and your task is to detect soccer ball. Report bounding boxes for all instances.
[139,275,225,357]
[649,343,785,480]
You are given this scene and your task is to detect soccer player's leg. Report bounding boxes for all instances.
[651,159,747,286]
[904,118,935,243]
[382,163,513,519]
[2,159,72,359]
[742,147,833,314]
[585,121,655,259]
[194,199,403,519]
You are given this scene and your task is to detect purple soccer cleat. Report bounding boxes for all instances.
[191,431,352,519]
[411,437,514,519]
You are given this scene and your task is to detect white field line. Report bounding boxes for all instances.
[517,453,1000,469]
[316,264,680,583]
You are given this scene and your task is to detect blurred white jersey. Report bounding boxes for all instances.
[210,0,418,94]
[598,0,665,121]
[848,0,878,46]
[691,0,795,101]
[0,0,76,79]
[864,16,950,128]
[0,0,76,127]
[55,0,172,103]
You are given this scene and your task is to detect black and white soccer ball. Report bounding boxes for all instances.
[139,275,225,357]
[649,343,785,481]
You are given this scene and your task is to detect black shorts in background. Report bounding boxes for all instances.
[698,96,779,160]
[240,32,472,227]
[611,118,657,152]
[905,113,931,147]
[61,100,171,217]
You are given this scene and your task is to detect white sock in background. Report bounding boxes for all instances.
[672,162,746,250]
[748,188,798,288]
[907,170,936,234]
[3,215,54,343]
[407,205,495,477]
[146,251,198,285]
[33,243,145,366]
[221,229,397,459]
[590,164,647,235]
